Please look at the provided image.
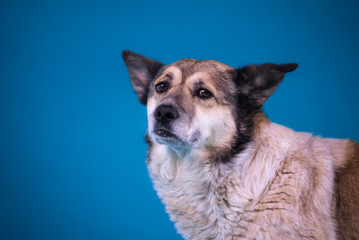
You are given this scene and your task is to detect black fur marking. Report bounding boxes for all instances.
[207,69,258,165]
[212,106,260,165]
[213,63,297,165]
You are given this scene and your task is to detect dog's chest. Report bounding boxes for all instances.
[148,158,237,239]
[147,147,334,240]
[148,155,299,239]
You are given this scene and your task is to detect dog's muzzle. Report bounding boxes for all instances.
[151,104,200,147]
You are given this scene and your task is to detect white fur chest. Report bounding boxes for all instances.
[147,144,236,239]
[146,143,293,239]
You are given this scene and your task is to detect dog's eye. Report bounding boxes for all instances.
[155,82,169,93]
[197,89,213,99]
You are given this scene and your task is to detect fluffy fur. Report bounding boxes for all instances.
[122,50,359,239]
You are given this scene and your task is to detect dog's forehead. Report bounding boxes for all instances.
[152,59,233,83]
[170,58,234,82]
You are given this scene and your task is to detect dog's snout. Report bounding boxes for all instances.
[154,105,178,124]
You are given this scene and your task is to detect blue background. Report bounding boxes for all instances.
[1,0,359,239]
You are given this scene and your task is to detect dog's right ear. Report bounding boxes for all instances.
[122,50,163,105]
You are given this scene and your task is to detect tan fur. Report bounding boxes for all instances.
[122,51,359,239]
[147,112,359,239]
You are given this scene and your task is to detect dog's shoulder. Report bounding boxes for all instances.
[264,121,359,239]
[251,117,359,239]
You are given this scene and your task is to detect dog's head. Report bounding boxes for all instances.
[123,50,297,153]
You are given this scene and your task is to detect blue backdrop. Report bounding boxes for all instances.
[1,0,359,239]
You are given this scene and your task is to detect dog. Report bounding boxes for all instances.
[122,50,359,239]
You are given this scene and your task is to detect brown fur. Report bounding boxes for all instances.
[335,141,359,239]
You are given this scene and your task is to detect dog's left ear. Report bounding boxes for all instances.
[122,50,164,105]
[237,63,298,107]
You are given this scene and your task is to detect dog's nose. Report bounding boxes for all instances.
[154,105,178,124]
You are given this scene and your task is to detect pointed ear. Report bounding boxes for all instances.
[122,50,164,105]
[237,63,298,107]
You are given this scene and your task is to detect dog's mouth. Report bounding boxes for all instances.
[152,128,200,148]
[154,129,178,139]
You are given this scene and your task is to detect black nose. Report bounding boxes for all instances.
[154,105,178,124]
